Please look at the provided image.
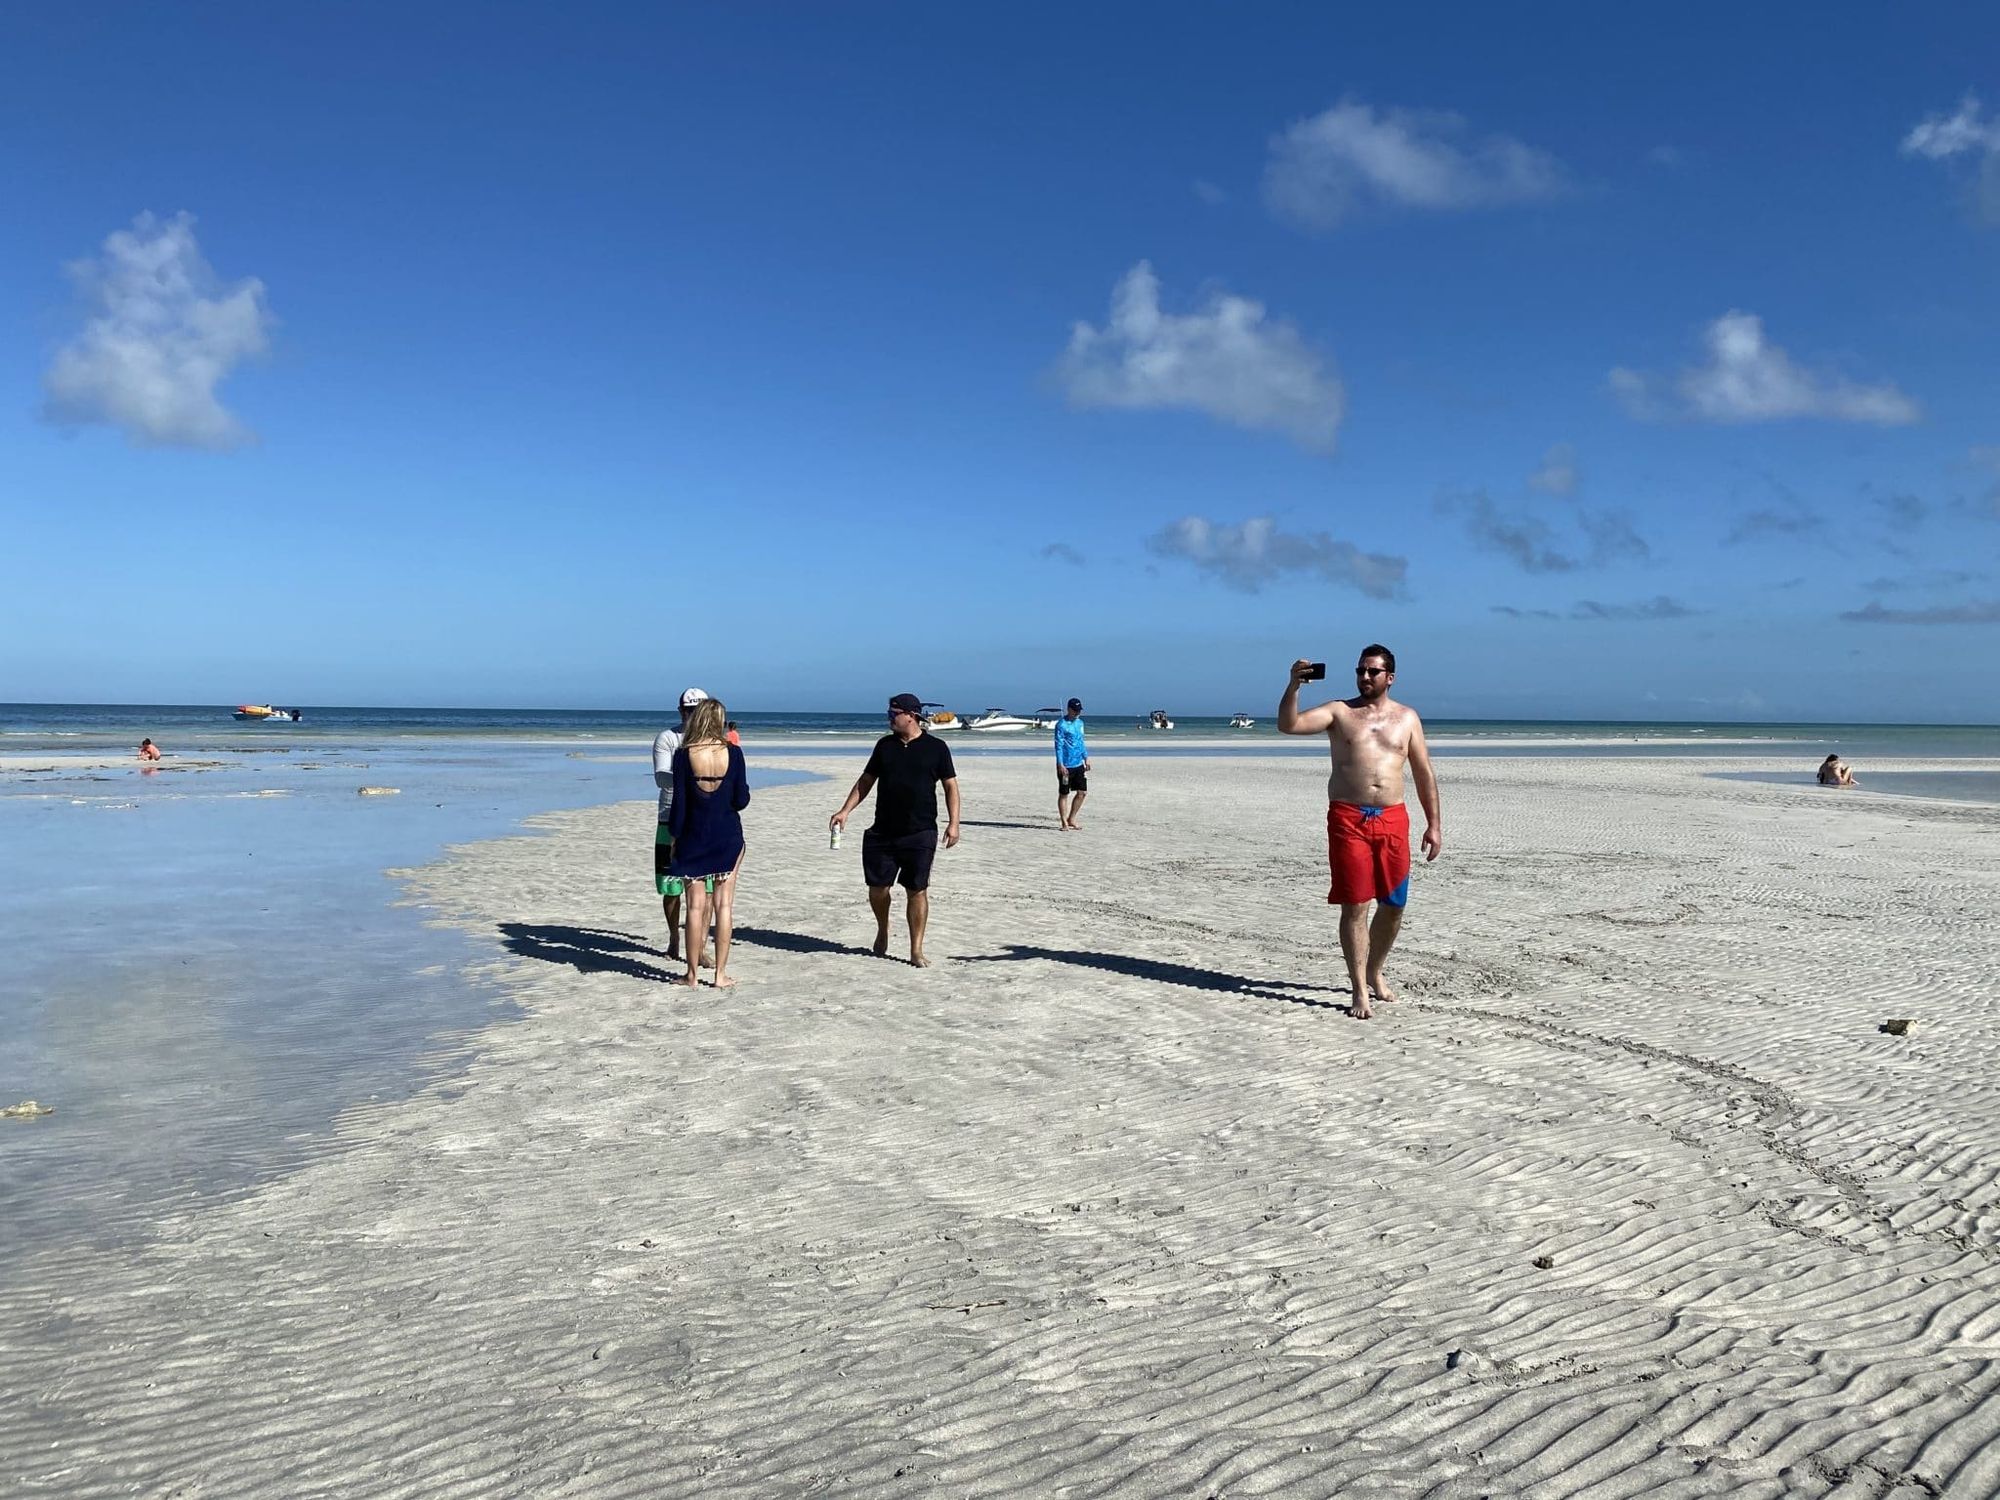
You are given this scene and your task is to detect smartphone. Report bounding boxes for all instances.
[1301,662,1327,681]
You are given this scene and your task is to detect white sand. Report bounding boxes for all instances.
[6,752,1999,1497]
[0,752,227,773]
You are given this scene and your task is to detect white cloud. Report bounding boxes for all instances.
[1055,262,1345,452]
[1148,515,1405,598]
[1900,96,2000,222]
[1439,488,1648,570]
[43,212,272,449]
[1580,509,1650,563]
[1725,503,1825,545]
[1528,442,1578,497]
[1861,568,1979,592]
[1192,179,1228,206]
[1902,96,2000,159]
[1571,595,1699,620]
[1610,312,1919,426]
[1494,595,1698,621]
[1264,100,1565,231]
[1841,599,2000,625]
[1435,490,1577,573]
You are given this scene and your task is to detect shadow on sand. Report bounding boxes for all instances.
[498,923,677,983]
[954,944,1354,1013]
[497,926,1357,1011]
[959,819,1049,831]
[730,926,878,958]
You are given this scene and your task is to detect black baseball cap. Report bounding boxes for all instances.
[888,692,925,715]
[1066,697,1083,711]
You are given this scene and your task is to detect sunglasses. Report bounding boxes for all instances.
[1356,667,1389,677]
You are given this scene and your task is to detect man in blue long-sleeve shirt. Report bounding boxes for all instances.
[1054,696,1090,830]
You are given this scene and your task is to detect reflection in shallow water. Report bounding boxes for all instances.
[0,746,818,1255]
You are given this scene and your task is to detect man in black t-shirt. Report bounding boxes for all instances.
[829,692,962,967]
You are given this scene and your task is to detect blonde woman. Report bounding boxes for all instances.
[665,698,750,987]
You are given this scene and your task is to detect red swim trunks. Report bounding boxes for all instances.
[1327,802,1412,907]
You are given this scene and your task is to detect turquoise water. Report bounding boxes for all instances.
[0,746,816,1254]
[5,702,1997,757]
[5,701,1994,1254]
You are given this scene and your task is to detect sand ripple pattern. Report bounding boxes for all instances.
[4,754,1998,1496]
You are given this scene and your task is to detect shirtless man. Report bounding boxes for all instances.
[1278,645,1442,1020]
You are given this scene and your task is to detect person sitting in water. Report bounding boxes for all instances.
[138,738,161,761]
[1817,753,1857,788]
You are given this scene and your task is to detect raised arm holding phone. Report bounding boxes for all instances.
[1279,644,1442,1020]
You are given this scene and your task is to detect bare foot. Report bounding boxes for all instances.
[1368,975,1398,1003]
[680,972,701,989]
[1350,994,1375,1020]
[712,974,738,989]
[872,931,890,958]
[699,947,716,969]
[910,951,930,969]
[666,946,681,963]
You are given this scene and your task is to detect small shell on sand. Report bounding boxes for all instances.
[1,1100,54,1120]
[357,786,401,796]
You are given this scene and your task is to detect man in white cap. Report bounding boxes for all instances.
[654,687,710,962]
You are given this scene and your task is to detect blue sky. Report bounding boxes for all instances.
[4,3,1998,721]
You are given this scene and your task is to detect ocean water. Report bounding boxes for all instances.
[0,738,815,1254]
[5,702,1995,1254]
[5,701,1997,758]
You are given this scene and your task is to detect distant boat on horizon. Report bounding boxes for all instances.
[233,704,303,722]
[1141,709,1174,730]
[1229,713,1256,729]
[966,708,1037,732]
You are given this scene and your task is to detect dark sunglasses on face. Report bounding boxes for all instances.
[1356,667,1388,677]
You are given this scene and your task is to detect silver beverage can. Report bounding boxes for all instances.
[830,824,842,849]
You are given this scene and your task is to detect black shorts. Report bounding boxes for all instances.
[1059,765,1088,792]
[862,830,938,891]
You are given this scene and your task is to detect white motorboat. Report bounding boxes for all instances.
[1140,709,1174,730]
[1229,713,1256,729]
[967,708,1037,732]
[1033,707,1062,730]
[921,703,965,731]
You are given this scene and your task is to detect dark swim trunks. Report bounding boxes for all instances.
[862,830,939,891]
[1327,802,1411,907]
[1059,766,1088,792]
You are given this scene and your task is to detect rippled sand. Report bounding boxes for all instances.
[6,753,1998,1497]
